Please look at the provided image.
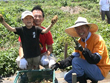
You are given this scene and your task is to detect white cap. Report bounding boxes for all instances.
[21,11,34,20]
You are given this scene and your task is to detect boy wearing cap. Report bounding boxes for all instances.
[18,6,56,69]
[51,17,110,83]
[0,11,57,70]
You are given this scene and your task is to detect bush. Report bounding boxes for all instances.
[0,48,19,77]
[0,0,109,76]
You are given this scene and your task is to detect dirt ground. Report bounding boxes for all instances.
[1,70,110,83]
[60,6,87,14]
[56,70,110,83]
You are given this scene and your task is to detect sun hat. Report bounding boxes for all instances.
[65,17,98,37]
[21,11,34,20]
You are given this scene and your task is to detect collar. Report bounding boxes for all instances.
[81,32,91,42]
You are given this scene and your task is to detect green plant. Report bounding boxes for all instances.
[0,47,19,77]
[0,0,109,76]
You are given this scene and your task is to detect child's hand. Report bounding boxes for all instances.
[51,15,58,24]
[0,14,4,23]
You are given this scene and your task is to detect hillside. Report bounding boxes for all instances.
[0,0,110,76]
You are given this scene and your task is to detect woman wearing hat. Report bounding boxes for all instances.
[51,17,110,83]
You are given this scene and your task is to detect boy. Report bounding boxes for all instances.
[0,11,57,69]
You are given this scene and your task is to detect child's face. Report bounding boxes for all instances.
[22,15,34,28]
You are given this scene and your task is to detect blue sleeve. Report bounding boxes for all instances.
[72,52,80,57]
[95,53,102,59]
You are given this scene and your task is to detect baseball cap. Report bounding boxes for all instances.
[21,11,34,20]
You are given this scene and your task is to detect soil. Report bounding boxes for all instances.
[1,70,110,83]
[60,6,87,14]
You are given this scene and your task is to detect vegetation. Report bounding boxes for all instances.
[0,0,110,76]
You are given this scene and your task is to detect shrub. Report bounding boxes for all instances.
[0,47,19,77]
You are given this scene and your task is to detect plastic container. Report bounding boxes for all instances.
[14,69,55,83]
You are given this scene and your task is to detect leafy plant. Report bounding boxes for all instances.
[0,0,109,76]
[0,47,19,77]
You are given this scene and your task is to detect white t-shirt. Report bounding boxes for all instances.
[99,0,110,11]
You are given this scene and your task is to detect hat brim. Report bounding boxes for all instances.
[21,14,34,20]
[65,23,98,37]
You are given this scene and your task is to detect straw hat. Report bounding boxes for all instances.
[65,17,98,37]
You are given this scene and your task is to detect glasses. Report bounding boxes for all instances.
[34,15,43,19]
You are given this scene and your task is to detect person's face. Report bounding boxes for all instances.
[75,25,90,40]
[22,15,33,29]
[32,10,44,26]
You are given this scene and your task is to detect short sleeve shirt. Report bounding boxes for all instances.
[15,26,43,59]
[99,0,110,11]
[18,26,53,54]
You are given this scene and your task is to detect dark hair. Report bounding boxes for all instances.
[31,5,44,17]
